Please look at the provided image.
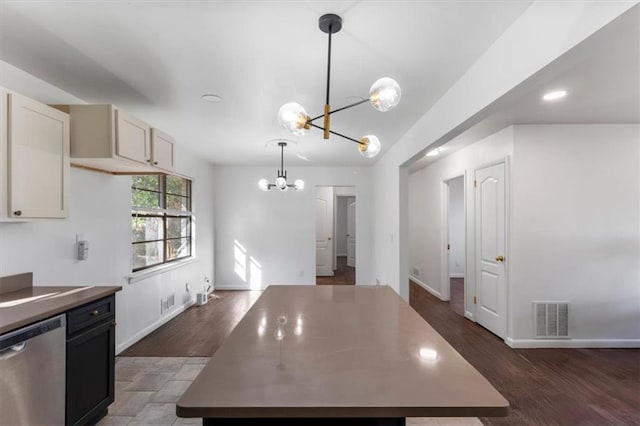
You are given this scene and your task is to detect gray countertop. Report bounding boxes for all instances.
[0,285,121,334]
[177,285,508,419]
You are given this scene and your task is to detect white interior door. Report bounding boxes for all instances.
[347,198,356,268]
[475,162,507,338]
[316,186,334,277]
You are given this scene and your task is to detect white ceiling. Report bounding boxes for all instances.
[409,4,640,172]
[0,0,533,166]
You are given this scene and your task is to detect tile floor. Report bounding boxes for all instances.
[99,356,481,426]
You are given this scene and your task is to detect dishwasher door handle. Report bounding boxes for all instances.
[0,342,27,360]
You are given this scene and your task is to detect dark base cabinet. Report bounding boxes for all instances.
[66,295,116,426]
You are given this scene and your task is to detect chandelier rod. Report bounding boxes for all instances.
[279,142,285,176]
[308,98,370,123]
[326,25,332,106]
[308,123,364,146]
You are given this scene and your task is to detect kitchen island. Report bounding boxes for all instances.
[177,285,508,425]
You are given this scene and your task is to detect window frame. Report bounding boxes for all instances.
[131,174,193,272]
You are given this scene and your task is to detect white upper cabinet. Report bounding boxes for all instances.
[115,109,151,165]
[0,89,70,220]
[150,128,175,172]
[57,104,175,174]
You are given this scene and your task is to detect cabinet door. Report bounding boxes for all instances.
[8,93,70,218]
[115,109,151,164]
[151,128,175,171]
[66,319,115,426]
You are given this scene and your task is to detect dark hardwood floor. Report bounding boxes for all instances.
[121,282,640,425]
[121,290,261,357]
[316,256,355,285]
[449,277,464,316]
[409,281,640,425]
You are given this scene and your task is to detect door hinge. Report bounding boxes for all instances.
[447,244,450,250]
[473,180,477,188]
[473,296,477,304]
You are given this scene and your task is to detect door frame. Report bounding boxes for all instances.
[332,187,356,270]
[440,171,466,303]
[472,157,511,338]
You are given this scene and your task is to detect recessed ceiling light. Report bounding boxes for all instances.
[296,153,311,162]
[202,94,223,103]
[542,90,567,101]
[425,147,443,157]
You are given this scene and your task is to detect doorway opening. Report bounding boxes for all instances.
[443,175,465,317]
[316,186,356,285]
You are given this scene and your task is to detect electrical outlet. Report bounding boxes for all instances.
[376,278,381,285]
[297,270,304,278]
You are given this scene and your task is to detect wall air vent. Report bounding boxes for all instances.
[534,301,570,338]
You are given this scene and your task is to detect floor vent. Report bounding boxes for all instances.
[534,301,570,338]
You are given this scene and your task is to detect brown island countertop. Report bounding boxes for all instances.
[0,273,121,334]
[177,285,508,420]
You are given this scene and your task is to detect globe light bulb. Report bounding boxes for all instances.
[275,176,287,190]
[294,179,305,191]
[258,179,270,191]
[358,135,381,158]
[369,77,401,112]
[278,102,309,135]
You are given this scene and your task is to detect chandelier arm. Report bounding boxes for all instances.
[308,123,365,146]
[307,98,370,123]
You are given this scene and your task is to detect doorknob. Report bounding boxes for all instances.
[346,234,350,237]
[327,237,331,240]
[495,255,505,262]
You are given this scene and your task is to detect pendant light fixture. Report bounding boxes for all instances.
[278,13,401,158]
[258,142,304,192]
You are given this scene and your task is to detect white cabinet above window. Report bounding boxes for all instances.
[54,104,175,174]
[150,128,175,172]
[0,88,70,220]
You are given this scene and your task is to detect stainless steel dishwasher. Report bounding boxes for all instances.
[0,314,66,425]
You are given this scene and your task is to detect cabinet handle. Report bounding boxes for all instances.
[13,210,22,216]
[90,310,99,316]
[111,320,117,327]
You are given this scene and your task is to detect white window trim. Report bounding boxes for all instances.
[128,257,197,284]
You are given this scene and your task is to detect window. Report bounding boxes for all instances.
[131,175,192,272]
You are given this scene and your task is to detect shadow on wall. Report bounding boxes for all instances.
[234,240,262,290]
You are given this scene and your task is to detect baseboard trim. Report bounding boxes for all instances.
[409,275,444,300]
[116,299,195,354]
[505,338,640,349]
[449,273,464,279]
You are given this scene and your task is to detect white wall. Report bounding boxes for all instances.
[407,124,640,346]
[408,126,513,317]
[509,124,639,345]
[212,167,373,289]
[335,197,349,256]
[0,62,215,353]
[373,2,635,302]
[447,176,465,278]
